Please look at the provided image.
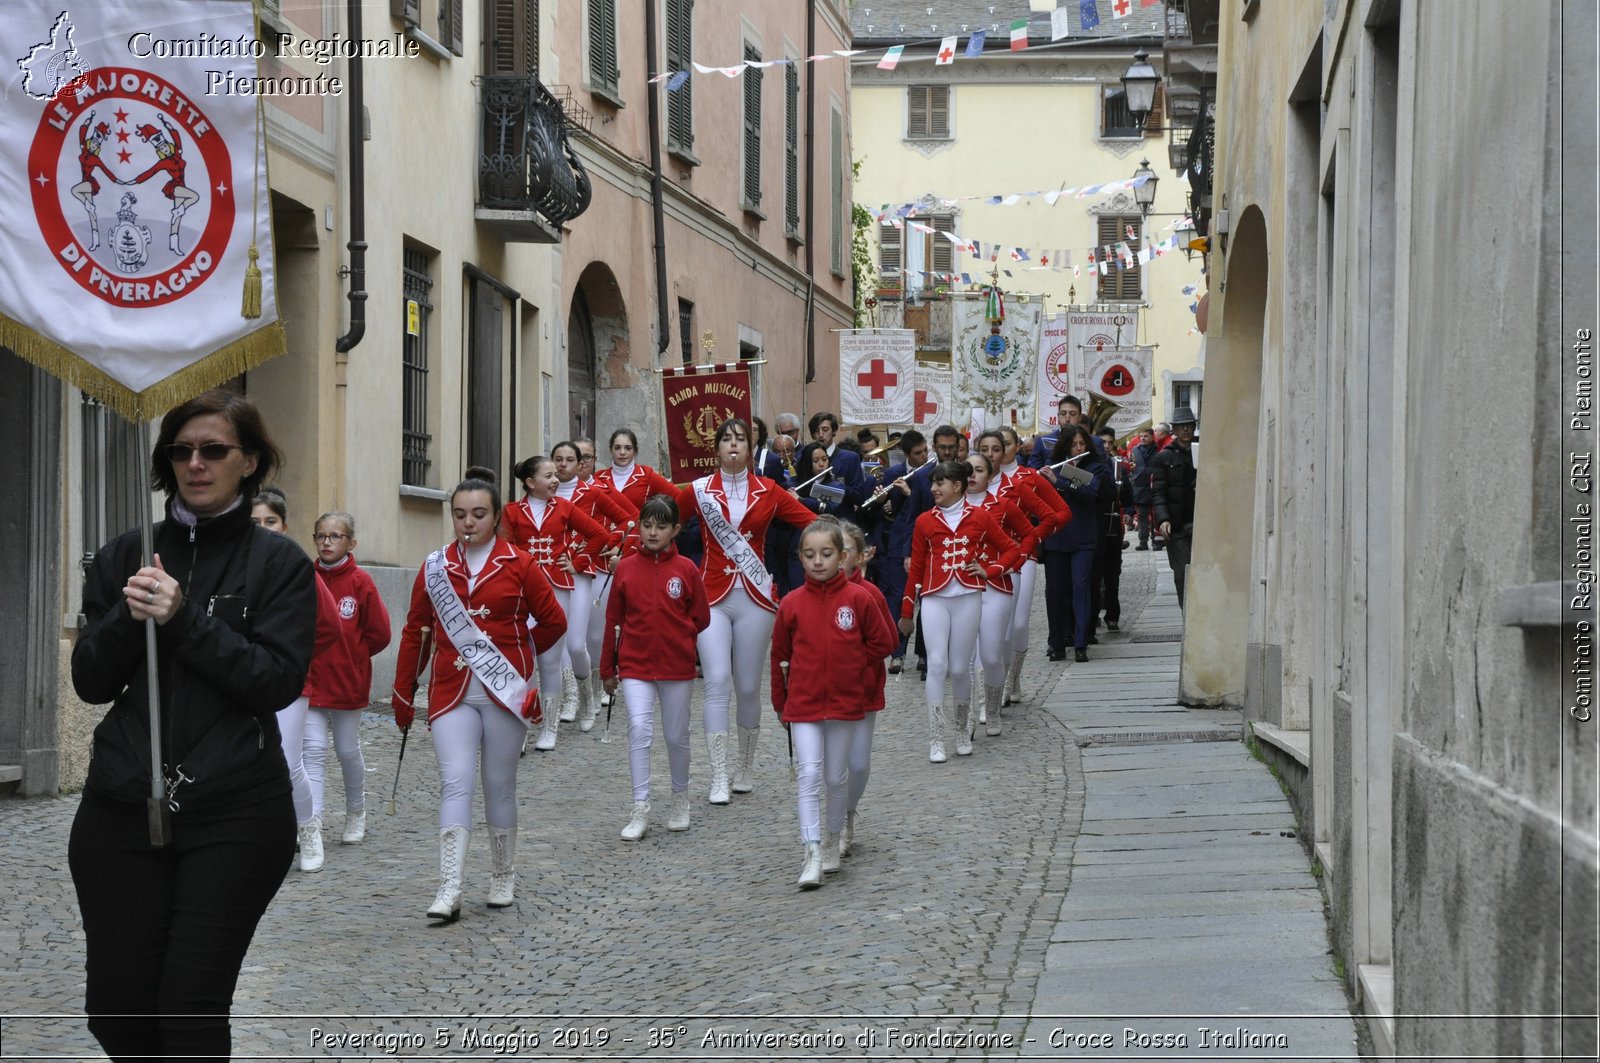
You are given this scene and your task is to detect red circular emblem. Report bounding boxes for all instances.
[28,67,233,308]
[1098,364,1136,397]
[1043,341,1072,396]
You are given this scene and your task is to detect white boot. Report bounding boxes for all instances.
[427,826,469,924]
[732,726,759,793]
[558,669,578,722]
[706,731,731,804]
[297,817,324,872]
[342,807,366,844]
[576,676,597,732]
[534,710,558,751]
[797,842,824,889]
[821,831,842,874]
[954,702,974,756]
[621,800,650,840]
[928,703,947,763]
[487,826,517,908]
[1005,650,1026,705]
[841,810,857,859]
[667,790,691,831]
[986,685,1005,737]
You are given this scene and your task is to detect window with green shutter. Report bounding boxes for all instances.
[829,109,844,274]
[588,0,619,97]
[785,61,800,235]
[741,42,762,208]
[906,85,950,140]
[666,0,693,151]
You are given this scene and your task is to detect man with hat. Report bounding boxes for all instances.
[1150,406,1200,608]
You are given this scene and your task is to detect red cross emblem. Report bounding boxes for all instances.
[915,390,938,421]
[856,358,899,400]
[1112,0,1131,16]
[937,45,954,63]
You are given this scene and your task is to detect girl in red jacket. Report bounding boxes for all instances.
[899,461,1023,764]
[302,510,391,852]
[391,472,567,924]
[965,453,1036,741]
[772,520,899,889]
[600,495,711,841]
[985,428,1070,705]
[503,453,620,750]
[838,520,894,864]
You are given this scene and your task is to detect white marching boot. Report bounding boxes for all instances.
[928,702,948,763]
[986,685,1005,737]
[297,816,325,872]
[797,842,824,890]
[621,800,650,841]
[1005,650,1026,706]
[732,726,758,793]
[487,826,517,908]
[576,676,597,732]
[427,825,469,924]
[821,831,842,874]
[667,790,691,831]
[954,702,974,756]
[558,669,578,722]
[533,707,558,751]
[841,810,857,859]
[706,731,731,804]
[342,806,366,844]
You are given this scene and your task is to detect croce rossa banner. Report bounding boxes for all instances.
[661,364,753,483]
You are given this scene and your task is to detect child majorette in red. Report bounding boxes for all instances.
[838,520,895,863]
[503,452,621,751]
[391,471,567,924]
[772,519,899,889]
[600,494,711,841]
[900,461,1024,764]
[302,510,392,857]
[676,417,816,805]
[981,428,1070,705]
[965,453,1039,741]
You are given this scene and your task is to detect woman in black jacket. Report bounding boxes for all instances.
[69,389,317,1062]
[1041,425,1113,662]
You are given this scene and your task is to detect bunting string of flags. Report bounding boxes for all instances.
[870,172,1160,220]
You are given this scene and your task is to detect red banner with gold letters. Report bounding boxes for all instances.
[661,363,753,484]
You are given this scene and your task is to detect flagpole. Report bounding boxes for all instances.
[136,418,170,847]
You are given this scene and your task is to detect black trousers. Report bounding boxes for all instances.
[70,786,295,1062]
[879,557,909,657]
[1098,534,1123,623]
[1135,503,1154,544]
[1044,548,1096,651]
[1167,529,1193,608]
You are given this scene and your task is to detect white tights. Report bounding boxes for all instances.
[791,719,854,843]
[276,695,312,825]
[846,714,877,813]
[586,572,613,679]
[978,588,1015,689]
[622,678,693,802]
[430,694,526,831]
[1008,559,1038,655]
[921,592,982,707]
[303,707,366,820]
[536,587,571,697]
[695,585,775,735]
[564,574,593,677]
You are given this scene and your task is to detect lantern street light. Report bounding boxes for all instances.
[1132,159,1159,216]
[1121,48,1161,124]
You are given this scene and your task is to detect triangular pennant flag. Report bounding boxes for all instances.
[1010,18,1029,50]
[965,30,987,57]
[877,45,905,70]
[936,36,958,65]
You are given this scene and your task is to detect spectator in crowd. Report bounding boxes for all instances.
[1150,407,1200,607]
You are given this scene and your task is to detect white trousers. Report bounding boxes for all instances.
[303,707,366,820]
[978,587,1015,690]
[921,592,982,707]
[1008,558,1038,655]
[695,584,775,735]
[846,714,877,813]
[537,586,571,696]
[564,574,593,677]
[276,694,313,825]
[791,719,853,843]
[622,678,693,802]
[430,694,525,831]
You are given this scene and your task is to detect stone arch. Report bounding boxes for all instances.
[567,261,629,442]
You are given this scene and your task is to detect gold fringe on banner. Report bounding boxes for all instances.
[0,311,286,422]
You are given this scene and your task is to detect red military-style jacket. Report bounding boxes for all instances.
[501,495,621,591]
[771,571,900,724]
[676,470,816,612]
[901,503,1025,618]
[996,463,1071,539]
[974,493,1040,595]
[560,477,638,575]
[391,538,567,725]
[593,462,678,513]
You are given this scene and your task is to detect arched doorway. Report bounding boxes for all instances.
[566,262,629,444]
[567,288,595,441]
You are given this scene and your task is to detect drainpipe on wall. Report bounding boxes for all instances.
[645,0,670,359]
[334,0,366,354]
[803,0,817,385]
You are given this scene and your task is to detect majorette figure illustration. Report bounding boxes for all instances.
[69,112,115,251]
[125,115,199,255]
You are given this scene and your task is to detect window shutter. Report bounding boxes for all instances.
[742,43,762,206]
[930,216,955,273]
[830,112,843,271]
[878,220,901,278]
[1145,83,1165,135]
[667,0,693,148]
[487,0,538,76]
[1096,214,1142,301]
[392,0,420,25]
[929,85,950,138]
[590,0,618,91]
[786,62,800,232]
[906,85,928,138]
[446,0,464,56]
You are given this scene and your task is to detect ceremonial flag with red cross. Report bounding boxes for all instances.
[839,329,915,424]
[936,37,958,65]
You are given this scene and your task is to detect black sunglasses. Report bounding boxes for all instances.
[166,442,245,463]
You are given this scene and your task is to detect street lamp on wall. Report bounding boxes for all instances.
[1132,159,1158,216]
[1121,49,1161,124]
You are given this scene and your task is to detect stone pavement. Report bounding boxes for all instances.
[0,548,1358,1060]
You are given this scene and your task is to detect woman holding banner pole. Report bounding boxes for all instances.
[677,418,817,804]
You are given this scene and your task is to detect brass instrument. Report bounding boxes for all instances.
[1083,390,1125,435]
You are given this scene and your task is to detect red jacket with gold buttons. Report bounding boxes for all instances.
[676,471,817,611]
[997,464,1071,539]
[501,495,621,591]
[901,504,1025,618]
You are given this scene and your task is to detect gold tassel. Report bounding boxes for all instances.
[241,244,262,319]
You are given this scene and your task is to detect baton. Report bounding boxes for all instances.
[600,624,621,743]
[779,660,795,782]
[388,624,430,814]
[592,522,635,606]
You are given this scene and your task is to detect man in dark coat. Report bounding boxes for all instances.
[1150,406,1199,608]
[1130,426,1161,549]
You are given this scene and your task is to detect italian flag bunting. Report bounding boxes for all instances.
[1010,18,1029,51]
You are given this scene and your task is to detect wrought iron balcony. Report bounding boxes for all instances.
[477,76,592,242]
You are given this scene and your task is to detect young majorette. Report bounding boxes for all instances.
[900,461,1023,763]
[599,495,711,840]
[550,440,636,728]
[837,520,895,862]
[302,510,392,854]
[677,417,817,804]
[503,453,621,750]
[391,471,567,923]
[772,519,899,889]
[250,487,340,872]
[964,454,1039,739]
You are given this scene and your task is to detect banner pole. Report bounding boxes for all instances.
[137,418,170,847]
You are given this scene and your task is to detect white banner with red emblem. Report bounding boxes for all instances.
[1080,345,1154,438]
[0,0,283,419]
[838,328,915,425]
[1035,311,1071,434]
[912,360,952,429]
